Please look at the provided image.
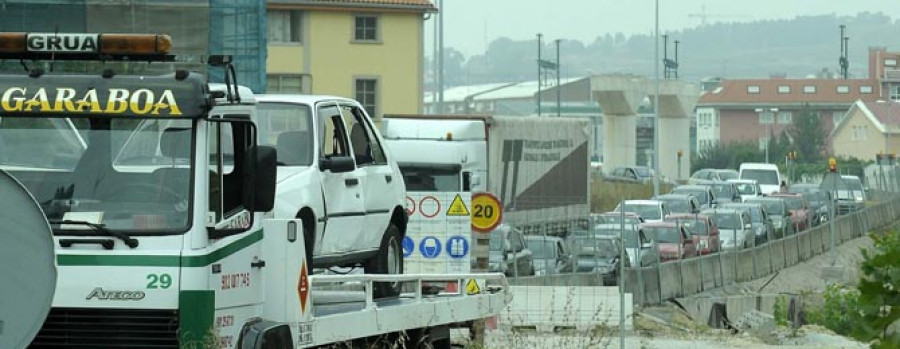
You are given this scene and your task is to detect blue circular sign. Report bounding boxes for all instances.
[419,236,442,259]
[402,236,415,258]
[446,236,469,259]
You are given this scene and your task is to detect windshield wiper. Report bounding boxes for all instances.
[49,220,139,248]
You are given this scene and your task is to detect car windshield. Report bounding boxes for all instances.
[619,203,661,220]
[527,239,558,259]
[712,213,740,229]
[782,196,803,210]
[734,183,757,195]
[644,227,681,243]
[573,238,618,258]
[659,198,690,213]
[718,171,739,180]
[600,215,641,225]
[711,184,733,198]
[0,116,194,232]
[750,200,783,217]
[668,218,709,236]
[256,102,314,166]
[741,169,778,185]
[674,188,709,205]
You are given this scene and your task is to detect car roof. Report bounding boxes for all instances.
[789,183,818,188]
[525,235,564,242]
[639,222,678,228]
[700,208,741,215]
[665,213,710,220]
[654,194,693,200]
[727,179,757,184]
[257,94,359,105]
[623,200,662,205]
[719,203,762,209]
[745,196,783,202]
[673,185,711,191]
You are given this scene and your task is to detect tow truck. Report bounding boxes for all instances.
[0,32,509,349]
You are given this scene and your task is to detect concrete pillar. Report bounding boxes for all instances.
[651,81,700,181]
[591,75,648,172]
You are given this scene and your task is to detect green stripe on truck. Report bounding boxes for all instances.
[179,290,216,347]
[56,229,263,267]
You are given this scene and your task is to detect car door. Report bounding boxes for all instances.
[341,103,395,248]
[316,103,367,257]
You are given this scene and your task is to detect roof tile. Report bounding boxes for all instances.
[862,100,900,128]
[699,79,881,105]
[277,0,436,10]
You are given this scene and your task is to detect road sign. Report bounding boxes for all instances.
[405,196,416,216]
[446,236,469,259]
[446,194,470,216]
[466,279,481,295]
[402,236,414,258]
[419,236,442,258]
[471,192,503,233]
[419,196,441,218]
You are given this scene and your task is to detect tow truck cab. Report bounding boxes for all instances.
[0,33,288,348]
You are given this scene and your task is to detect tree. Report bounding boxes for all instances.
[788,103,827,163]
[691,141,762,172]
[852,231,900,347]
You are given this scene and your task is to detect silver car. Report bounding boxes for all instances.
[700,208,755,250]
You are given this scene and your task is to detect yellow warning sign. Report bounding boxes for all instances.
[446,194,470,216]
[466,279,481,295]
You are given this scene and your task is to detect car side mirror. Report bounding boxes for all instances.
[320,155,355,173]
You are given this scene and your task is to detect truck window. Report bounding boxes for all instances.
[209,118,253,229]
[399,164,461,192]
[0,117,85,170]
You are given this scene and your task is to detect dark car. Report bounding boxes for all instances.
[571,235,628,285]
[745,197,794,238]
[671,185,717,209]
[770,193,810,232]
[610,166,654,183]
[525,235,574,276]
[698,181,742,204]
[488,225,534,277]
[690,168,740,183]
[664,213,720,254]
[821,175,866,215]
[719,202,775,244]
[789,183,828,226]
[652,194,701,215]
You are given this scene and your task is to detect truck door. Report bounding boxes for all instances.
[317,104,366,256]
[341,104,394,248]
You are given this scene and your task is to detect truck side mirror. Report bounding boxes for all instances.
[320,156,355,173]
[246,145,277,212]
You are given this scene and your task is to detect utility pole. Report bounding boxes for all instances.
[556,39,561,117]
[653,0,660,197]
[537,33,542,117]
[437,0,444,113]
[674,40,680,79]
[839,25,849,79]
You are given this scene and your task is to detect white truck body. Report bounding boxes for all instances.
[0,62,508,348]
[383,115,592,234]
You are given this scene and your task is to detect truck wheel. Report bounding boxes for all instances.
[366,224,403,298]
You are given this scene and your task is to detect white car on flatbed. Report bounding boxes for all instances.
[256,94,409,298]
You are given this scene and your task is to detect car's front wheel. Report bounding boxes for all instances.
[365,224,403,298]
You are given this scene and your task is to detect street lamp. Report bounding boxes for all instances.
[755,107,779,163]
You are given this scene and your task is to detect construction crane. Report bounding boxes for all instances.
[688,4,750,26]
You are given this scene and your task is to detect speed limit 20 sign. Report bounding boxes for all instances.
[471,192,502,233]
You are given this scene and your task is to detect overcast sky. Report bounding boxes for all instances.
[425,0,900,58]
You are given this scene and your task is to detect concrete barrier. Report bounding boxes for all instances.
[753,244,771,278]
[641,267,661,304]
[659,262,682,300]
[783,236,799,266]
[699,255,719,290]
[680,259,702,295]
[770,240,785,271]
[798,231,811,261]
[735,250,755,282]
[720,252,736,285]
[503,286,633,332]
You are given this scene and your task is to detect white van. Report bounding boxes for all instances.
[739,163,782,195]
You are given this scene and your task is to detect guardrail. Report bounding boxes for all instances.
[509,194,900,306]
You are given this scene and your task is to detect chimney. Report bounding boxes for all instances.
[870,46,887,80]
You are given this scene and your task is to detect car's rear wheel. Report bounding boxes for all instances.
[365,224,403,298]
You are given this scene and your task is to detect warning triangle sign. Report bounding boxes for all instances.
[446,194,470,216]
[466,279,481,295]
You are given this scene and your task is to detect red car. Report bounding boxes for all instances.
[664,214,720,255]
[769,193,809,232]
[640,222,697,262]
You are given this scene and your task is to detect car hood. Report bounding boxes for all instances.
[719,229,745,241]
[657,244,679,253]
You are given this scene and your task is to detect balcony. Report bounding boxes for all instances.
[884,69,900,81]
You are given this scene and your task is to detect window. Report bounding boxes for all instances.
[747,85,760,94]
[777,111,792,125]
[891,86,900,101]
[758,111,774,125]
[266,74,305,93]
[861,85,873,94]
[355,78,378,117]
[833,111,846,125]
[777,85,791,94]
[256,102,314,166]
[319,105,350,158]
[852,125,869,141]
[341,105,387,165]
[886,58,898,67]
[837,85,850,94]
[354,15,378,41]
[208,118,255,232]
[803,85,816,94]
[267,10,302,43]
[758,137,768,151]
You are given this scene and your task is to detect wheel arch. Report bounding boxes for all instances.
[390,205,408,236]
